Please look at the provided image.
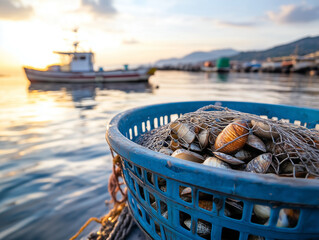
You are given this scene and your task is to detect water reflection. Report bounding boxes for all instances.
[1,71,319,240]
[28,82,155,109]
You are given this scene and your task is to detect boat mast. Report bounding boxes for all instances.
[73,27,79,53]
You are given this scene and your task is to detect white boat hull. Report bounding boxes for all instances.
[24,67,155,83]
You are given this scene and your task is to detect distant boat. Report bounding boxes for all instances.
[201,58,230,73]
[201,61,215,72]
[291,57,316,73]
[23,36,156,83]
[215,57,230,72]
[261,58,282,73]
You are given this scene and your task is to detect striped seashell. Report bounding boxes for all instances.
[214,120,249,154]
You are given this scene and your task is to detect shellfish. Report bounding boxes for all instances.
[184,219,211,235]
[245,153,272,173]
[213,152,245,165]
[276,209,300,228]
[189,142,201,152]
[246,134,266,152]
[253,204,271,220]
[203,157,231,169]
[234,149,253,161]
[214,120,249,154]
[251,120,279,139]
[159,147,173,156]
[170,122,196,144]
[198,129,209,149]
[171,149,205,163]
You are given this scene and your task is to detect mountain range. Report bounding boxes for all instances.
[155,35,319,66]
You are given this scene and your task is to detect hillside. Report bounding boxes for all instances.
[154,35,319,65]
[155,48,238,66]
[231,36,319,61]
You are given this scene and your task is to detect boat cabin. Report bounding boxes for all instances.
[53,51,94,72]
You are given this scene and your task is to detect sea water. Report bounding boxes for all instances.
[1,71,319,240]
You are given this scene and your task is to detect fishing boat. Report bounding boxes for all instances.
[201,58,230,73]
[23,39,156,83]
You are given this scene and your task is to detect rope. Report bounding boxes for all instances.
[70,218,101,240]
[106,206,135,240]
[70,152,129,240]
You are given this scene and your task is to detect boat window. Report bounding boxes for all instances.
[80,56,86,60]
[73,56,78,60]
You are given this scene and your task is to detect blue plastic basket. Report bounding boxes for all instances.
[106,101,319,240]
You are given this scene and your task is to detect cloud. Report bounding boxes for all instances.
[0,0,33,21]
[267,4,319,24]
[81,0,117,18]
[216,20,255,28]
[122,38,140,45]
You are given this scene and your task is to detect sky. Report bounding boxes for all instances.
[0,0,319,74]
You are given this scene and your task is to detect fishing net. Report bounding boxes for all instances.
[137,105,319,178]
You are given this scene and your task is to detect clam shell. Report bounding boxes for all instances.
[189,142,201,152]
[251,120,279,139]
[246,134,266,152]
[170,122,196,144]
[181,187,192,196]
[253,204,271,219]
[180,187,192,202]
[203,157,230,169]
[159,147,173,156]
[172,149,205,163]
[245,153,272,173]
[184,219,211,235]
[213,152,245,165]
[214,120,249,154]
[279,209,300,227]
[276,210,290,228]
[198,129,209,149]
[234,149,253,161]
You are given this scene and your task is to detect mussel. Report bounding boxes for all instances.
[246,134,266,152]
[245,153,272,173]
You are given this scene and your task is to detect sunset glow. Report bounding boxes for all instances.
[1,0,319,75]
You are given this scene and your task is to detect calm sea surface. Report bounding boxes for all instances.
[1,71,319,240]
